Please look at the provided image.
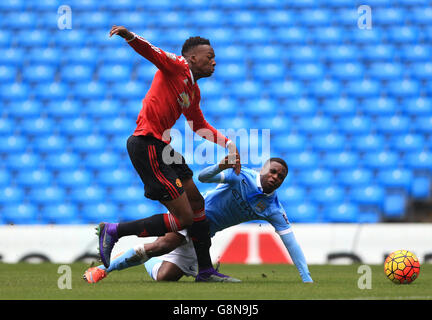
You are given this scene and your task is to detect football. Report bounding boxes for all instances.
[384,250,420,284]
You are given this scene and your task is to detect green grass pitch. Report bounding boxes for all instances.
[0,262,430,300]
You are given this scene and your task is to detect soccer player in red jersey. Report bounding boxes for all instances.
[96,25,241,282]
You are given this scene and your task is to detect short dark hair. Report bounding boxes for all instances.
[181,36,211,56]
[265,157,288,173]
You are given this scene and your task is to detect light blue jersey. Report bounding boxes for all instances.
[201,166,291,238]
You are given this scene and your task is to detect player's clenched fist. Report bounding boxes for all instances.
[109,25,135,41]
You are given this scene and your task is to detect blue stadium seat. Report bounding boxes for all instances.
[375,115,411,135]
[284,203,319,223]
[298,116,333,135]
[45,152,80,171]
[278,186,307,205]
[2,203,39,224]
[337,168,373,187]
[6,152,40,171]
[399,44,431,62]
[362,97,397,116]
[311,133,346,152]
[33,134,67,153]
[7,12,37,29]
[215,63,247,81]
[198,80,224,99]
[84,151,121,170]
[7,100,42,118]
[287,45,319,63]
[250,45,282,63]
[54,29,86,47]
[0,30,11,48]
[334,8,357,26]
[0,135,27,154]
[373,8,405,25]
[350,28,383,44]
[362,151,400,169]
[42,204,81,224]
[28,186,65,205]
[16,169,52,188]
[337,116,373,135]
[56,169,93,188]
[33,82,68,101]
[322,151,358,170]
[1,82,29,101]
[411,62,432,80]
[227,10,259,28]
[216,45,247,63]
[285,151,318,170]
[74,11,112,29]
[329,62,364,80]
[245,98,278,116]
[312,26,344,44]
[189,11,223,28]
[63,47,99,65]
[0,117,14,135]
[322,45,359,62]
[204,98,237,116]
[309,79,341,98]
[235,27,271,45]
[136,64,158,82]
[230,81,263,99]
[0,0,25,11]
[20,117,55,136]
[350,134,386,152]
[350,185,385,206]
[383,194,406,219]
[98,117,135,136]
[73,81,106,100]
[273,27,309,44]
[0,65,16,83]
[46,100,81,119]
[0,48,25,66]
[321,97,356,116]
[361,44,395,62]
[414,115,432,135]
[367,62,404,80]
[385,79,420,98]
[121,202,164,221]
[391,133,425,152]
[297,168,333,188]
[311,185,345,205]
[410,176,431,198]
[345,79,380,97]
[272,133,307,153]
[298,9,331,27]
[26,47,61,65]
[402,97,432,116]
[81,203,118,223]
[98,64,132,83]
[323,203,359,223]
[290,63,324,80]
[70,134,107,153]
[284,98,318,117]
[97,169,134,187]
[255,115,292,134]
[252,63,285,81]
[69,186,107,204]
[376,168,413,192]
[111,186,144,204]
[404,151,432,170]
[0,169,11,187]
[387,26,420,44]
[263,10,296,28]
[60,64,94,83]
[84,99,121,118]
[111,81,146,100]
[59,117,94,136]
[269,80,304,99]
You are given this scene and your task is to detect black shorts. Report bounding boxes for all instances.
[126,135,193,201]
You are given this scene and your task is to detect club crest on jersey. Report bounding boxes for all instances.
[175,178,182,188]
[177,92,191,109]
[255,201,267,213]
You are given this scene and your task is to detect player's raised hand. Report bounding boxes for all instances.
[226,141,241,175]
[109,25,134,41]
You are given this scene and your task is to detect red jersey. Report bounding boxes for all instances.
[126,33,229,148]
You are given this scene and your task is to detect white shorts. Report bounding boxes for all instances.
[150,229,198,279]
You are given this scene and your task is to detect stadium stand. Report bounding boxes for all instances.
[0,0,431,224]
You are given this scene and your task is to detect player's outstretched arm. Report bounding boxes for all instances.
[279,231,313,283]
[198,154,241,183]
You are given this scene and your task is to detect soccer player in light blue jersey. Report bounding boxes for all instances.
[84,156,313,283]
